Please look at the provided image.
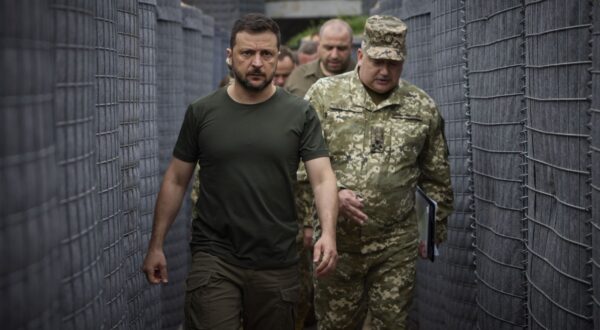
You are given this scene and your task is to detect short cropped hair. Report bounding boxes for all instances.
[298,40,318,55]
[278,46,297,64]
[230,13,281,49]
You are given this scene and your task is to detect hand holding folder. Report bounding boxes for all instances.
[415,186,438,262]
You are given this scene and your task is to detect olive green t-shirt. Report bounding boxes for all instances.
[173,87,329,269]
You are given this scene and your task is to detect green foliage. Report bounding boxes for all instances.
[344,15,367,35]
[286,16,367,49]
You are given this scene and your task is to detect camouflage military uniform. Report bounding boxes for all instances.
[305,45,454,328]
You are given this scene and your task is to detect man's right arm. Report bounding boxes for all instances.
[142,157,195,284]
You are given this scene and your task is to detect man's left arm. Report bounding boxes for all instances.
[304,156,338,277]
[418,109,455,244]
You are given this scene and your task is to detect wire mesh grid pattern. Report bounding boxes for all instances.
[138,0,162,328]
[400,14,434,94]
[52,0,105,328]
[524,0,593,328]
[156,2,189,328]
[465,1,528,329]
[431,0,478,328]
[202,14,215,93]
[116,0,146,328]
[213,28,229,89]
[156,2,184,177]
[1,1,61,329]
[183,5,205,105]
[592,0,600,326]
[96,1,128,329]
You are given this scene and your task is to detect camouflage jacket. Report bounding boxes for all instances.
[305,70,454,253]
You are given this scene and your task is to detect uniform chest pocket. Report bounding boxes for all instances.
[324,107,365,154]
[387,114,428,161]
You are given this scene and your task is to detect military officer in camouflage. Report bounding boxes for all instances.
[304,15,454,329]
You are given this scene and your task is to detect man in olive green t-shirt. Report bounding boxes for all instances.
[142,14,339,330]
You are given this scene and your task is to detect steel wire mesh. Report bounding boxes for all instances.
[592,0,600,326]
[116,0,146,328]
[182,4,205,104]
[213,27,229,89]
[401,15,434,93]
[202,14,215,92]
[52,0,105,328]
[432,0,477,328]
[524,0,593,328]
[465,1,528,329]
[95,1,128,328]
[1,1,61,328]
[138,0,162,328]
[156,2,189,328]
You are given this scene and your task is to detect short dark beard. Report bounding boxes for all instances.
[232,65,274,92]
[324,57,350,74]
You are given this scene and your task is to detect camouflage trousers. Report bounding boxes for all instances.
[314,243,417,330]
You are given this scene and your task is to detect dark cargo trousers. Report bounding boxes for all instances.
[185,251,300,330]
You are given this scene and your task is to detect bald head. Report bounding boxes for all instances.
[319,19,353,39]
[318,19,353,76]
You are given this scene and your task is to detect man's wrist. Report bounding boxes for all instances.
[320,228,336,239]
[147,239,164,252]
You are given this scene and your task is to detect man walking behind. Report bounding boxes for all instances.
[285,18,355,98]
[305,15,454,329]
[273,46,297,87]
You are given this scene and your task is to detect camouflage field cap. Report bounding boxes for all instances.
[362,15,407,61]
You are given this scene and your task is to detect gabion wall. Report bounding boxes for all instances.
[465,0,527,329]
[138,0,162,328]
[182,4,205,105]
[202,13,216,93]
[466,1,528,329]
[53,1,105,328]
[592,0,600,326]
[2,1,60,329]
[2,1,235,329]
[96,0,128,329]
[155,1,189,329]
[525,0,593,328]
